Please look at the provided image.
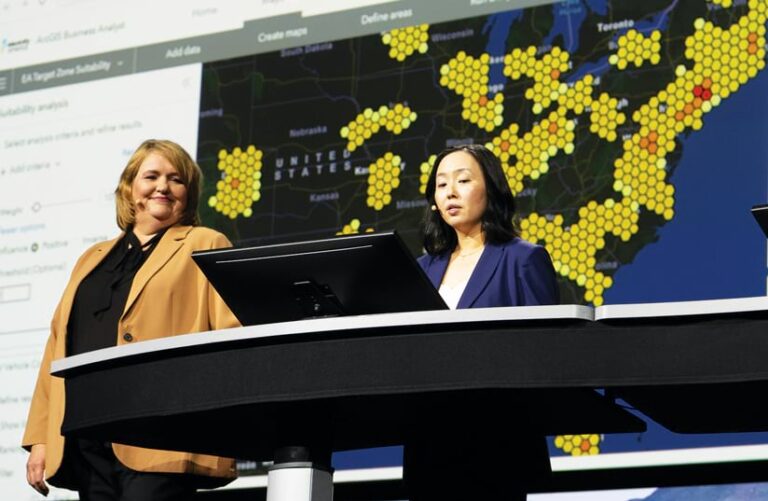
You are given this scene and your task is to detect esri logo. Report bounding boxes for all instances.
[2,37,31,53]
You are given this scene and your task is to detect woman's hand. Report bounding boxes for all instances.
[27,443,49,496]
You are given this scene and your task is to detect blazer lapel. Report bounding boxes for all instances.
[122,225,191,317]
[425,253,451,289]
[457,243,503,308]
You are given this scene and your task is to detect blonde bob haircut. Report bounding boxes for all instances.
[115,139,203,230]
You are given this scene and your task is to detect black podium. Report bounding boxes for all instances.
[51,301,768,498]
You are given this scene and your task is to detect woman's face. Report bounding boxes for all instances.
[433,150,488,236]
[131,152,188,229]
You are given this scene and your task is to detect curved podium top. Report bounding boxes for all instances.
[52,302,768,460]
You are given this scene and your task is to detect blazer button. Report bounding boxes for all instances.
[123,333,134,342]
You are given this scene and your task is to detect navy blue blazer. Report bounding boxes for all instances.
[418,237,560,308]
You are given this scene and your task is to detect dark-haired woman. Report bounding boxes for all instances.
[405,144,559,501]
[420,143,559,308]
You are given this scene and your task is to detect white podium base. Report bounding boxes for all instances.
[266,462,333,501]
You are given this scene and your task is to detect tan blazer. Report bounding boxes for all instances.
[22,225,241,488]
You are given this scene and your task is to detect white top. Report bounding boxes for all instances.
[439,279,469,309]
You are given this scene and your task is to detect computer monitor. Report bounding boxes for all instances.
[751,204,768,237]
[192,231,447,326]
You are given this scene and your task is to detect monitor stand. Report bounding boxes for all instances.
[293,280,346,319]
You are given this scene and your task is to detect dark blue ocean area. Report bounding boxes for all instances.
[603,67,768,304]
[588,48,768,465]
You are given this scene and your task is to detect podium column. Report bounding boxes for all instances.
[266,446,333,501]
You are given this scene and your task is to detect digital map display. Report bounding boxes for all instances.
[199,0,767,309]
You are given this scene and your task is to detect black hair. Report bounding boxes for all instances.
[422,144,518,255]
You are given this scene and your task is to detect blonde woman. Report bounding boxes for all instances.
[24,140,241,500]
